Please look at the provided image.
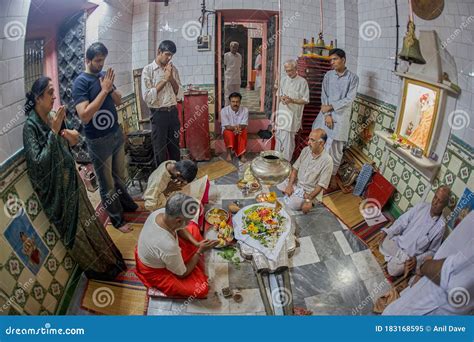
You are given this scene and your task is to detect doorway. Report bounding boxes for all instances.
[215,10,280,122]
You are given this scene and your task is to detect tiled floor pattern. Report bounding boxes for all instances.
[69,156,388,315]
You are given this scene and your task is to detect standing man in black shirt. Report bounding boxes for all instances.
[73,42,138,233]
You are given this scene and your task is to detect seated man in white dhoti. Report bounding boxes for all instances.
[277,129,333,214]
[379,186,450,277]
[382,211,474,315]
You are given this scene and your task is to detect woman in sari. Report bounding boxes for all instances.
[22,76,125,280]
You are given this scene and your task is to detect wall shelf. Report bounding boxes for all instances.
[375,130,441,181]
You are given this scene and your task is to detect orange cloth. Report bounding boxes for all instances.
[410,107,434,148]
[134,222,209,298]
[223,127,247,157]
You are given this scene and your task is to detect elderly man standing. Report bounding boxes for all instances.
[312,48,358,185]
[220,92,249,162]
[141,40,184,167]
[379,186,450,277]
[224,41,242,106]
[277,129,333,214]
[382,211,474,315]
[273,59,310,161]
[135,193,218,298]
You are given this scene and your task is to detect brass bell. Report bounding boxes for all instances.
[315,32,326,55]
[398,20,426,64]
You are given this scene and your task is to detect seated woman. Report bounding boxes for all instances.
[135,193,218,298]
[22,76,125,280]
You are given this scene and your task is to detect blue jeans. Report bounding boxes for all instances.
[87,128,138,228]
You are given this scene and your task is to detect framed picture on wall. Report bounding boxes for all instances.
[396,79,441,155]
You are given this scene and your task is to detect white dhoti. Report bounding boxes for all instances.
[325,138,345,175]
[224,84,240,106]
[379,237,410,277]
[275,129,296,162]
[276,179,305,211]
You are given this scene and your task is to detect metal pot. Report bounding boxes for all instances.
[250,150,292,186]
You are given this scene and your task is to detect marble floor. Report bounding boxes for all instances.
[70,155,389,315]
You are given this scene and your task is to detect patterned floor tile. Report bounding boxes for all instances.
[305,292,354,316]
[290,262,333,307]
[295,206,343,237]
[184,290,231,315]
[350,249,384,281]
[333,231,353,255]
[341,230,368,253]
[228,288,265,314]
[289,236,320,268]
[228,261,259,290]
[310,232,345,262]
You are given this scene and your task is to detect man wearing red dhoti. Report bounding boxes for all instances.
[135,193,218,298]
[220,92,249,162]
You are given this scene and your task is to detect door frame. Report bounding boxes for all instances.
[215,10,280,129]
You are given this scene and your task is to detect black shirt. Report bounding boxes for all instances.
[72,71,119,139]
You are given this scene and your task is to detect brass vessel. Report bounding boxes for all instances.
[250,150,291,186]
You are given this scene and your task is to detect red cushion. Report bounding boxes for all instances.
[365,172,395,208]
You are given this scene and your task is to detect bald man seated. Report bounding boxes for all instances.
[379,186,450,277]
[277,129,333,214]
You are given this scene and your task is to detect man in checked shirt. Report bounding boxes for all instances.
[141,40,184,167]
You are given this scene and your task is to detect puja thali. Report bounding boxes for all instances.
[205,208,229,226]
[205,208,233,248]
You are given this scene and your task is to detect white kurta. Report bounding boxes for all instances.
[383,211,474,315]
[220,105,249,133]
[276,75,310,133]
[381,202,445,267]
[254,54,262,89]
[224,52,242,85]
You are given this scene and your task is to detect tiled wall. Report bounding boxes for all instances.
[150,0,337,85]
[356,0,474,147]
[86,0,134,95]
[0,0,31,164]
[0,156,78,315]
[349,94,473,214]
[0,91,144,316]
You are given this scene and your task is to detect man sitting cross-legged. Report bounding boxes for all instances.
[382,211,474,315]
[378,186,450,277]
[277,128,333,214]
[220,92,248,162]
[135,193,218,298]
